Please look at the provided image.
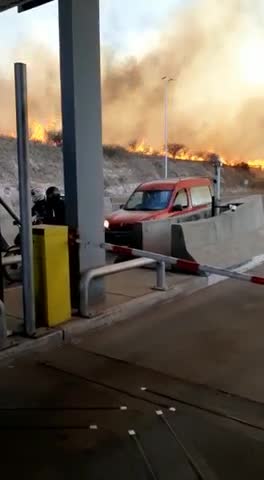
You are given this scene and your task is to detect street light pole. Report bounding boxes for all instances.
[162,76,174,179]
[212,154,222,216]
[164,79,168,179]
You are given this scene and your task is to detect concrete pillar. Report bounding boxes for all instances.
[58,0,105,300]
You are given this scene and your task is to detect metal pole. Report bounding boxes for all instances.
[216,160,221,213]
[0,227,4,302]
[162,76,174,179]
[212,154,222,216]
[164,81,168,179]
[14,63,36,337]
[0,223,6,345]
[59,0,105,306]
[0,300,7,347]
[80,257,155,316]
[155,261,167,291]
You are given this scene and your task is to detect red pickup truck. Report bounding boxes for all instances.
[105,177,212,245]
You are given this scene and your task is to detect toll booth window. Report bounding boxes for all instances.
[191,186,212,207]
[174,189,188,209]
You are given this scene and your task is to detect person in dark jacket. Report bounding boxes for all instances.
[45,186,65,225]
[14,188,47,246]
[31,187,47,224]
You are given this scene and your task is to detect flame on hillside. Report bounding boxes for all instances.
[6,121,62,146]
[128,139,214,163]
[30,121,48,143]
[29,121,62,145]
[128,139,264,170]
[5,122,264,170]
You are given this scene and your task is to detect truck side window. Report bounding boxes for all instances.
[174,189,188,209]
[191,186,211,207]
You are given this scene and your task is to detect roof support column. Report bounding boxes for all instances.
[58,0,105,304]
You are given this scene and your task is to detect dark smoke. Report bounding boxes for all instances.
[102,0,264,163]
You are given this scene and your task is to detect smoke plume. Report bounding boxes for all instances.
[1,0,264,163]
[102,0,264,163]
[0,42,61,135]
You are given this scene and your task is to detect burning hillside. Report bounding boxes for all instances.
[1,0,264,168]
[29,121,61,145]
[17,125,264,170]
[127,140,214,163]
[0,133,260,196]
[127,140,264,170]
[7,121,62,146]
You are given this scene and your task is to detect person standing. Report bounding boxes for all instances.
[31,187,47,224]
[45,186,65,226]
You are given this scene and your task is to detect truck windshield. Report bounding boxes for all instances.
[125,190,172,211]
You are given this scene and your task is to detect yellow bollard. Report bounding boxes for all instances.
[33,225,71,327]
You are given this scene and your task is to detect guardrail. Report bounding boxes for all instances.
[80,241,264,317]
[80,257,167,317]
[2,254,22,267]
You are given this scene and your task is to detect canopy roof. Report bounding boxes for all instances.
[0,0,52,13]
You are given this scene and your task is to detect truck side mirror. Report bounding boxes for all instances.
[172,204,183,212]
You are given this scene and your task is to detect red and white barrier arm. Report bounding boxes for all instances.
[103,243,264,286]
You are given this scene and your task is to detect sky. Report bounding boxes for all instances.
[0,0,184,65]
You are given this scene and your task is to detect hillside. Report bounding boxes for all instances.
[0,136,262,244]
[0,136,261,198]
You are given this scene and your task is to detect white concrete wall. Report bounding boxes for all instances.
[141,207,212,255]
[171,195,264,267]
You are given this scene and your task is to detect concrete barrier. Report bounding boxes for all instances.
[171,195,264,267]
[140,207,212,256]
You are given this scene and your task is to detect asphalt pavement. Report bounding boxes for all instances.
[1,265,264,478]
[82,264,264,402]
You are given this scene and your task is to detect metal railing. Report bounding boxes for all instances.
[80,241,264,316]
[0,197,21,226]
[80,257,167,317]
[2,254,22,267]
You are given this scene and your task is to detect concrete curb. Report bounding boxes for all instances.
[1,254,264,359]
[0,329,63,362]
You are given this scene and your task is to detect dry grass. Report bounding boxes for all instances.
[0,136,261,195]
